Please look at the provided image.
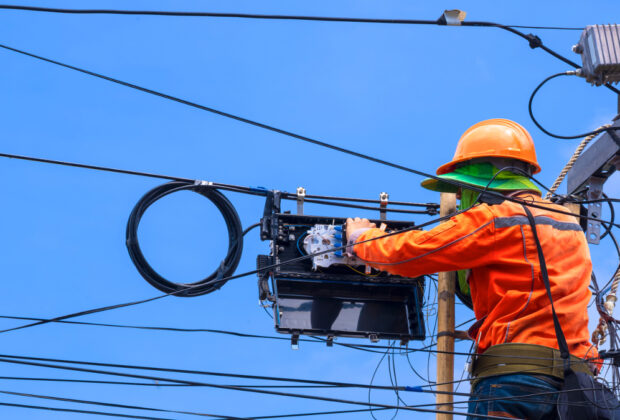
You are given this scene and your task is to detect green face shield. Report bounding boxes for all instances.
[421,162,540,194]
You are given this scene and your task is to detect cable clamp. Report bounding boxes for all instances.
[437,9,467,26]
[194,180,213,186]
[526,33,543,49]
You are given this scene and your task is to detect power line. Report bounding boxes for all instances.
[0,152,436,214]
[0,356,514,419]
[0,42,617,220]
[0,314,412,353]
[0,377,345,389]
[0,400,172,420]
[0,5,584,31]
[0,389,228,419]
[0,353,415,392]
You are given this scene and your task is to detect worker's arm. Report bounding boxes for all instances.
[348,204,496,278]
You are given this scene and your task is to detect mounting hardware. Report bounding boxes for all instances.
[438,9,467,26]
[369,334,379,343]
[379,192,389,220]
[291,334,300,350]
[326,335,334,347]
[586,176,605,244]
[296,187,306,215]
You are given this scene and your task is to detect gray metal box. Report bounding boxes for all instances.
[574,24,620,86]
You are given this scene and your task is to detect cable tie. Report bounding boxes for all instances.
[250,186,270,194]
[404,386,424,392]
[194,180,213,186]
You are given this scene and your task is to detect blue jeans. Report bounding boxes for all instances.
[467,374,561,420]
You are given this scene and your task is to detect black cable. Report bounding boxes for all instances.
[126,181,243,297]
[0,356,512,419]
[2,152,618,230]
[0,152,435,214]
[0,314,420,354]
[600,193,615,241]
[0,389,228,419]
[0,400,172,419]
[3,7,605,91]
[529,71,620,139]
[0,353,415,392]
[0,5,581,31]
[0,377,343,389]
[1,155,617,334]
[1,41,617,210]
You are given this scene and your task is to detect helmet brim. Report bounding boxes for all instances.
[421,170,541,193]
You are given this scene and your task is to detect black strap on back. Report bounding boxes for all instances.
[521,204,571,374]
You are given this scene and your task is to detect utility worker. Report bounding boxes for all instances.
[346,119,597,419]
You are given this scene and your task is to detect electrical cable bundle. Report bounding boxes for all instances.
[126,181,243,297]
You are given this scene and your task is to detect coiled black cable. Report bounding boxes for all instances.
[126,181,243,297]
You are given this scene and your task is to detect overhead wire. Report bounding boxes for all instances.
[2,2,620,410]
[0,356,514,419]
[0,356,609,413]
[0,5,583,31]
[0,400,172,419]
[0,389,228,419]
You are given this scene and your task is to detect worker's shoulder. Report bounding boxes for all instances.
[482,193,577,223]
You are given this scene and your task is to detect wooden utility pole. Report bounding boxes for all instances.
[436,192,457,420]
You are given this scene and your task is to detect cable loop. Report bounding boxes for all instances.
[126,181,243,297]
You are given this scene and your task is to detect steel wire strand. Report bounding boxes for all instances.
[0,357,514,420]
[545,125,611,198]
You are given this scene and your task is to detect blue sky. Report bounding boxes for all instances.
[1,0,620,419]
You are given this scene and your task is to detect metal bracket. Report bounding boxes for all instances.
[586,177,605,244]
[439,9,467,26]
[326,335,334,347]
[296,187,306,215]
[369,334,379,343]
[379,192,389,221]
[291,334,300,350]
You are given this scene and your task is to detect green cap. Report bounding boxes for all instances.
[421,162,540,193]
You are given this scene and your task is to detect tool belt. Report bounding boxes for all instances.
[471,343,594,384]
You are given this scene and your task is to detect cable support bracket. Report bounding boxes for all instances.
[296,187,306,215]
[379,192,389,221]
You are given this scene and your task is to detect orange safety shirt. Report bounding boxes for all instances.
[353,193,596,359]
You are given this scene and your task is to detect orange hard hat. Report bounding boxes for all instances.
[436,119,541,175]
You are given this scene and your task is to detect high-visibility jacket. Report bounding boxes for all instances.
[353,193,595,360]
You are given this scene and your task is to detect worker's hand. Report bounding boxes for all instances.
[346,217,376,240]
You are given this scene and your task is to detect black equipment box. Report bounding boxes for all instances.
[257,193,425,345]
